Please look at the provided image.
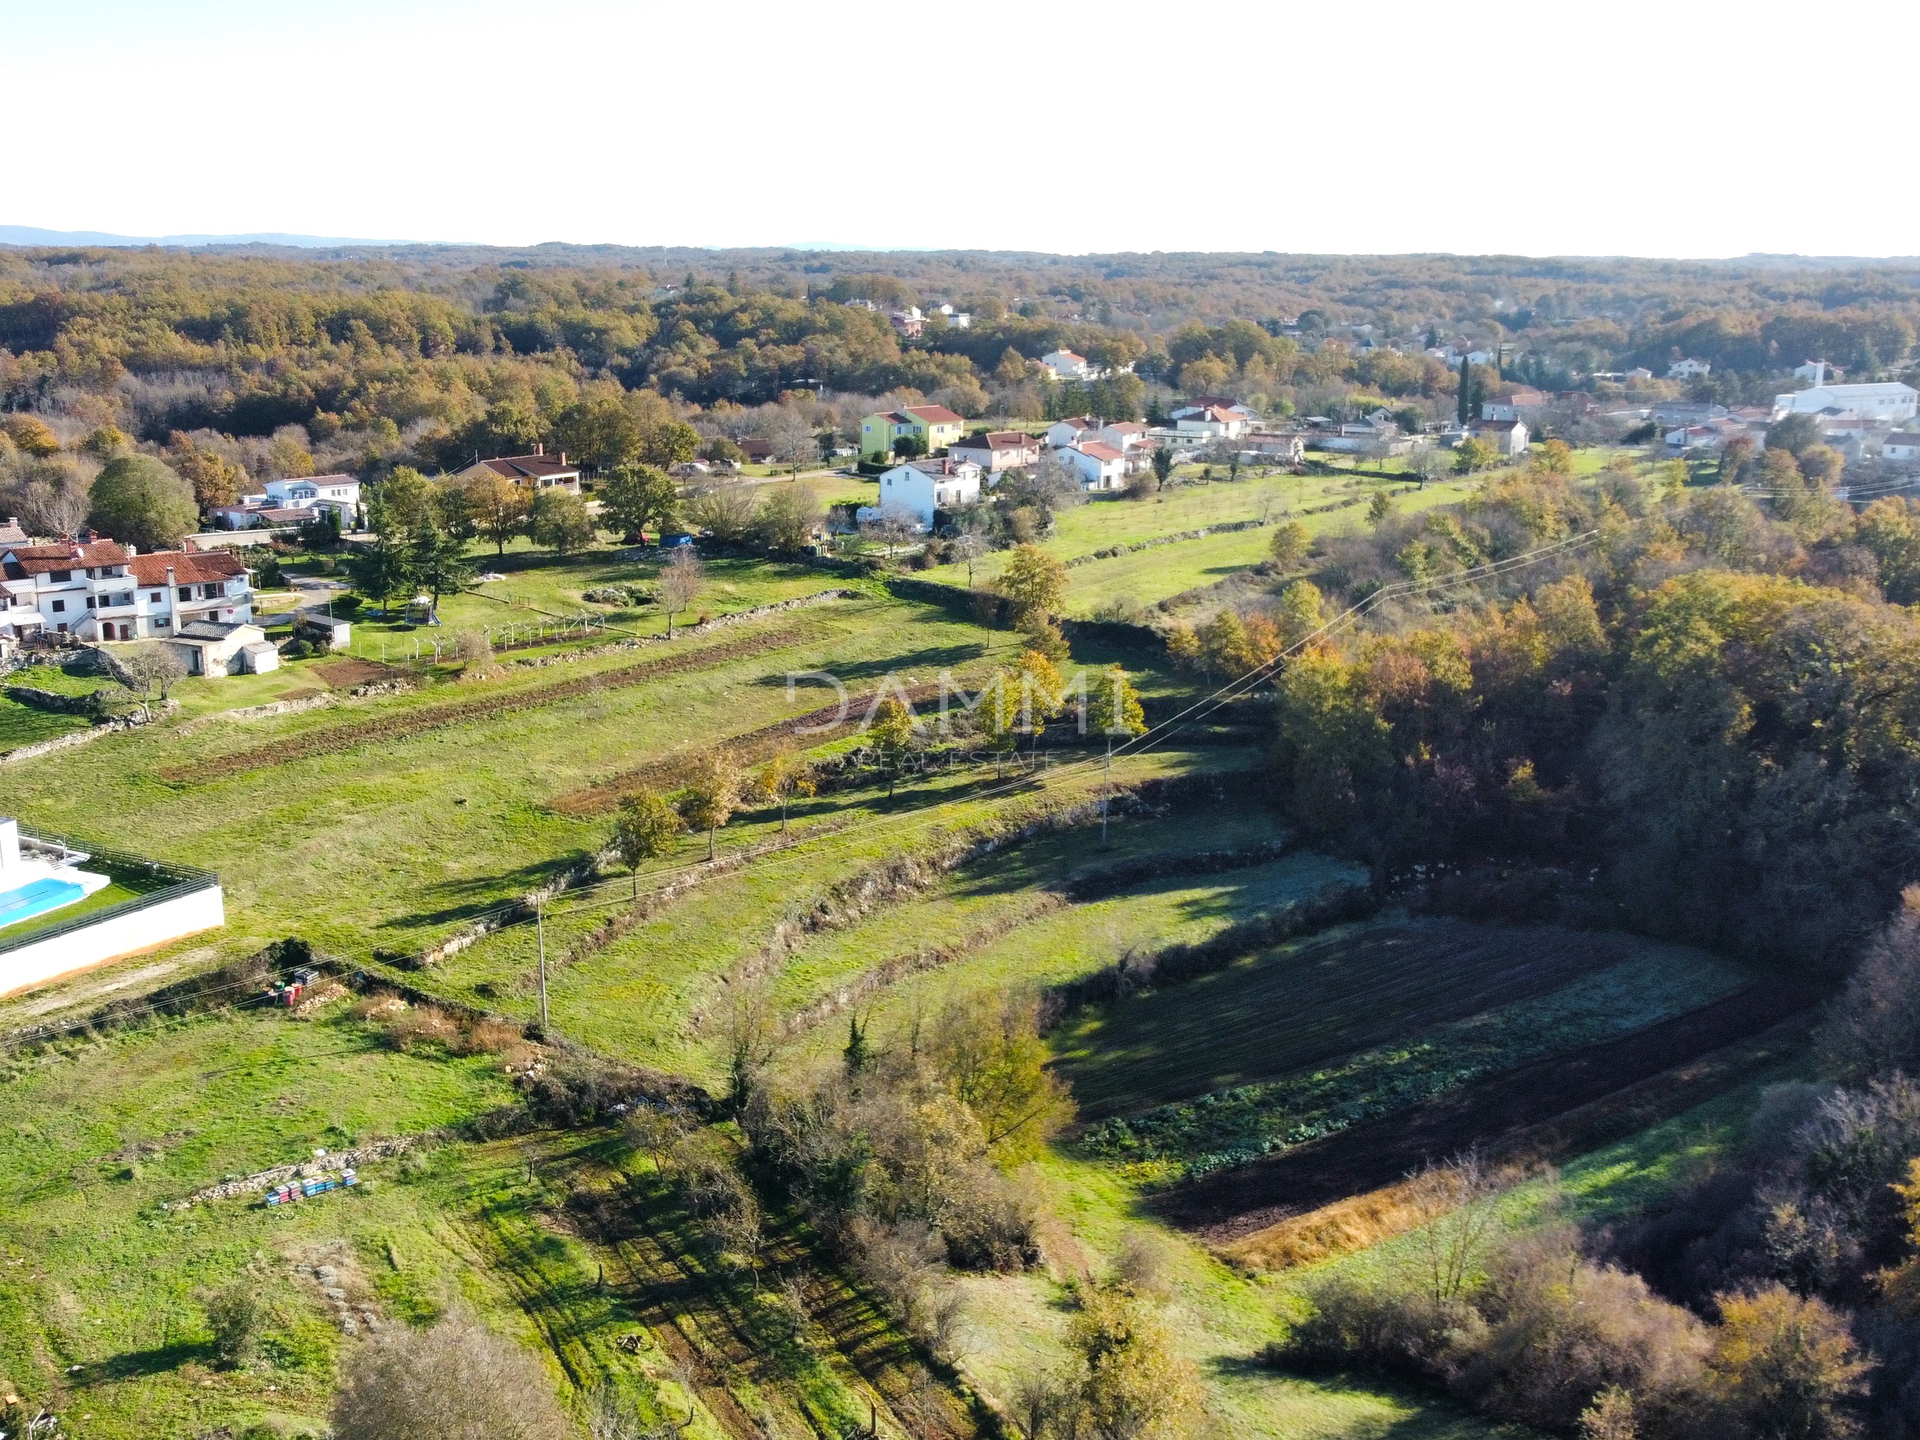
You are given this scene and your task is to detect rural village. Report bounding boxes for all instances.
[4,242,1920,1440]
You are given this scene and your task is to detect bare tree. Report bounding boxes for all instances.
[861,501,921,558]
[656,546,703,638]
[117,643,187,720]
[331,1313,570,1440]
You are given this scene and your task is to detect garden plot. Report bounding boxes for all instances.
[1074,937,1751,1185]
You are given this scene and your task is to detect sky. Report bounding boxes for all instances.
[5,0,1914,259]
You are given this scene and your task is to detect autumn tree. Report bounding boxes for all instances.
[994,542,1069,627]
[678,748,743,860]
[1059,1283,1202,1440]
[168,434,247,508]
[753,483,824,553]
[1702,1286,1872,1440]
[868,695,918,796]
[636,417,701,470]
[1269,518,1310,567]
[459,471,531,555]
[926,991,1074,1163]
[1086,665,1147,741]
[611,790,684,898]
[753,750,817,832]
[1529,438,1573,476]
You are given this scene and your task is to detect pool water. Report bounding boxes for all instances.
[0,877,87,931]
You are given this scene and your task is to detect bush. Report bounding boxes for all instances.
[203,1279,266,1369]
[1815,886,1920,1081]
[330,1313,569,1440]
[1701,1286,1872,1440]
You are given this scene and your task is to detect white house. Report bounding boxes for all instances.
[266,474,360,510]
[1466,418,1530,456]
[1171,406,1251,441]
[167,619,277,677]
[1481,388,1550,421]
[1045,416,1101,449]
[1171,396,1256,422]
[0,538,254,644]
[1773,382,1919,423]
[453,446,582,492]
[1668,358,1712,379]
[1058,443,1127,491]
[950,430,1041,473]
[1039,349,1093,381]
[872,458,984,528]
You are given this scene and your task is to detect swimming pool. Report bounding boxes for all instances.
[0,877,87,931]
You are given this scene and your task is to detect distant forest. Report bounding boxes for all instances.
[3,244,1920,518]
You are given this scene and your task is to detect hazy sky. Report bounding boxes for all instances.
[6,0,1909,257]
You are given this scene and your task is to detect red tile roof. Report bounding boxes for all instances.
[1077,442,1125,462]
[129,549,248,585]
[3,540,131,574]
[956,431,1038,452]
[902,405,965,425]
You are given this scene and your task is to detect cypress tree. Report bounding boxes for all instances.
[1458,356,1472,425]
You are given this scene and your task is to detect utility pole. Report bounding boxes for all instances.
[1100,740,1113,846]
[536,902,549,1032]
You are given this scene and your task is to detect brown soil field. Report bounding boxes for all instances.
[1155,980,1823,1243]
[313,657,404,688]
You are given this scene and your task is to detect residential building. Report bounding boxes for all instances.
[1773,382,1919,423]
[1481,388,1550,421]
[1884,434,1920,464]
[859,405,966,460]
[1045,416,1101,449]
[1094,420,1149,451]
[264,475,360,513]
[738,439,777,465]
[1794,360,1838,385]
[1239,433,1306,464]
[453,445,582,491]
[168,620,278,677]
[1039,349,1092,381]
[1650,401,1729,426]
[1057,442,1127,491]
[212,503,318,531]
[1466,418,1530,456]
[0,517,26,545]
[933,303,971,329]
[950,430,1042,473]
[870,458,984,527]
[1171,396,1256,421]
[1170,405,1251,441]
[889,309,924,338]
[0,537,253,644]
[1667,357,1712,379]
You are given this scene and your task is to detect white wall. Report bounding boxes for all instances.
[0,883,225,998]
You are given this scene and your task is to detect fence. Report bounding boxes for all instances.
[374,613,616,665]
[0,828,221,964]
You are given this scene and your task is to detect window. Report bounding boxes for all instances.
[178,586,191,600]
[51,599,64,612]
[149,591,162,603]
[50,570,70,582]
[85,595,96,608]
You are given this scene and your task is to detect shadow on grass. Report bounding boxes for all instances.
[748,642,989,687]
[79,1340,205,1383]
[379,851,599,931]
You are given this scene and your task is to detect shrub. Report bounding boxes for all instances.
[1458,1228,1709,1430]
[330,1313,569,1440]
[203,1279,265,1369]
[383,1005,459,1052]
[1815,886,1920,1081]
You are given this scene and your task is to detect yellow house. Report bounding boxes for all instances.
[859,405,966,461]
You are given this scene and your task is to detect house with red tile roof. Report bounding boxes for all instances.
[452,445,581,492]
[0,535,253,644]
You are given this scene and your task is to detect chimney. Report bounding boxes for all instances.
[533,442,543,456]
[126,544,137,558]
[557,451,566,466]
